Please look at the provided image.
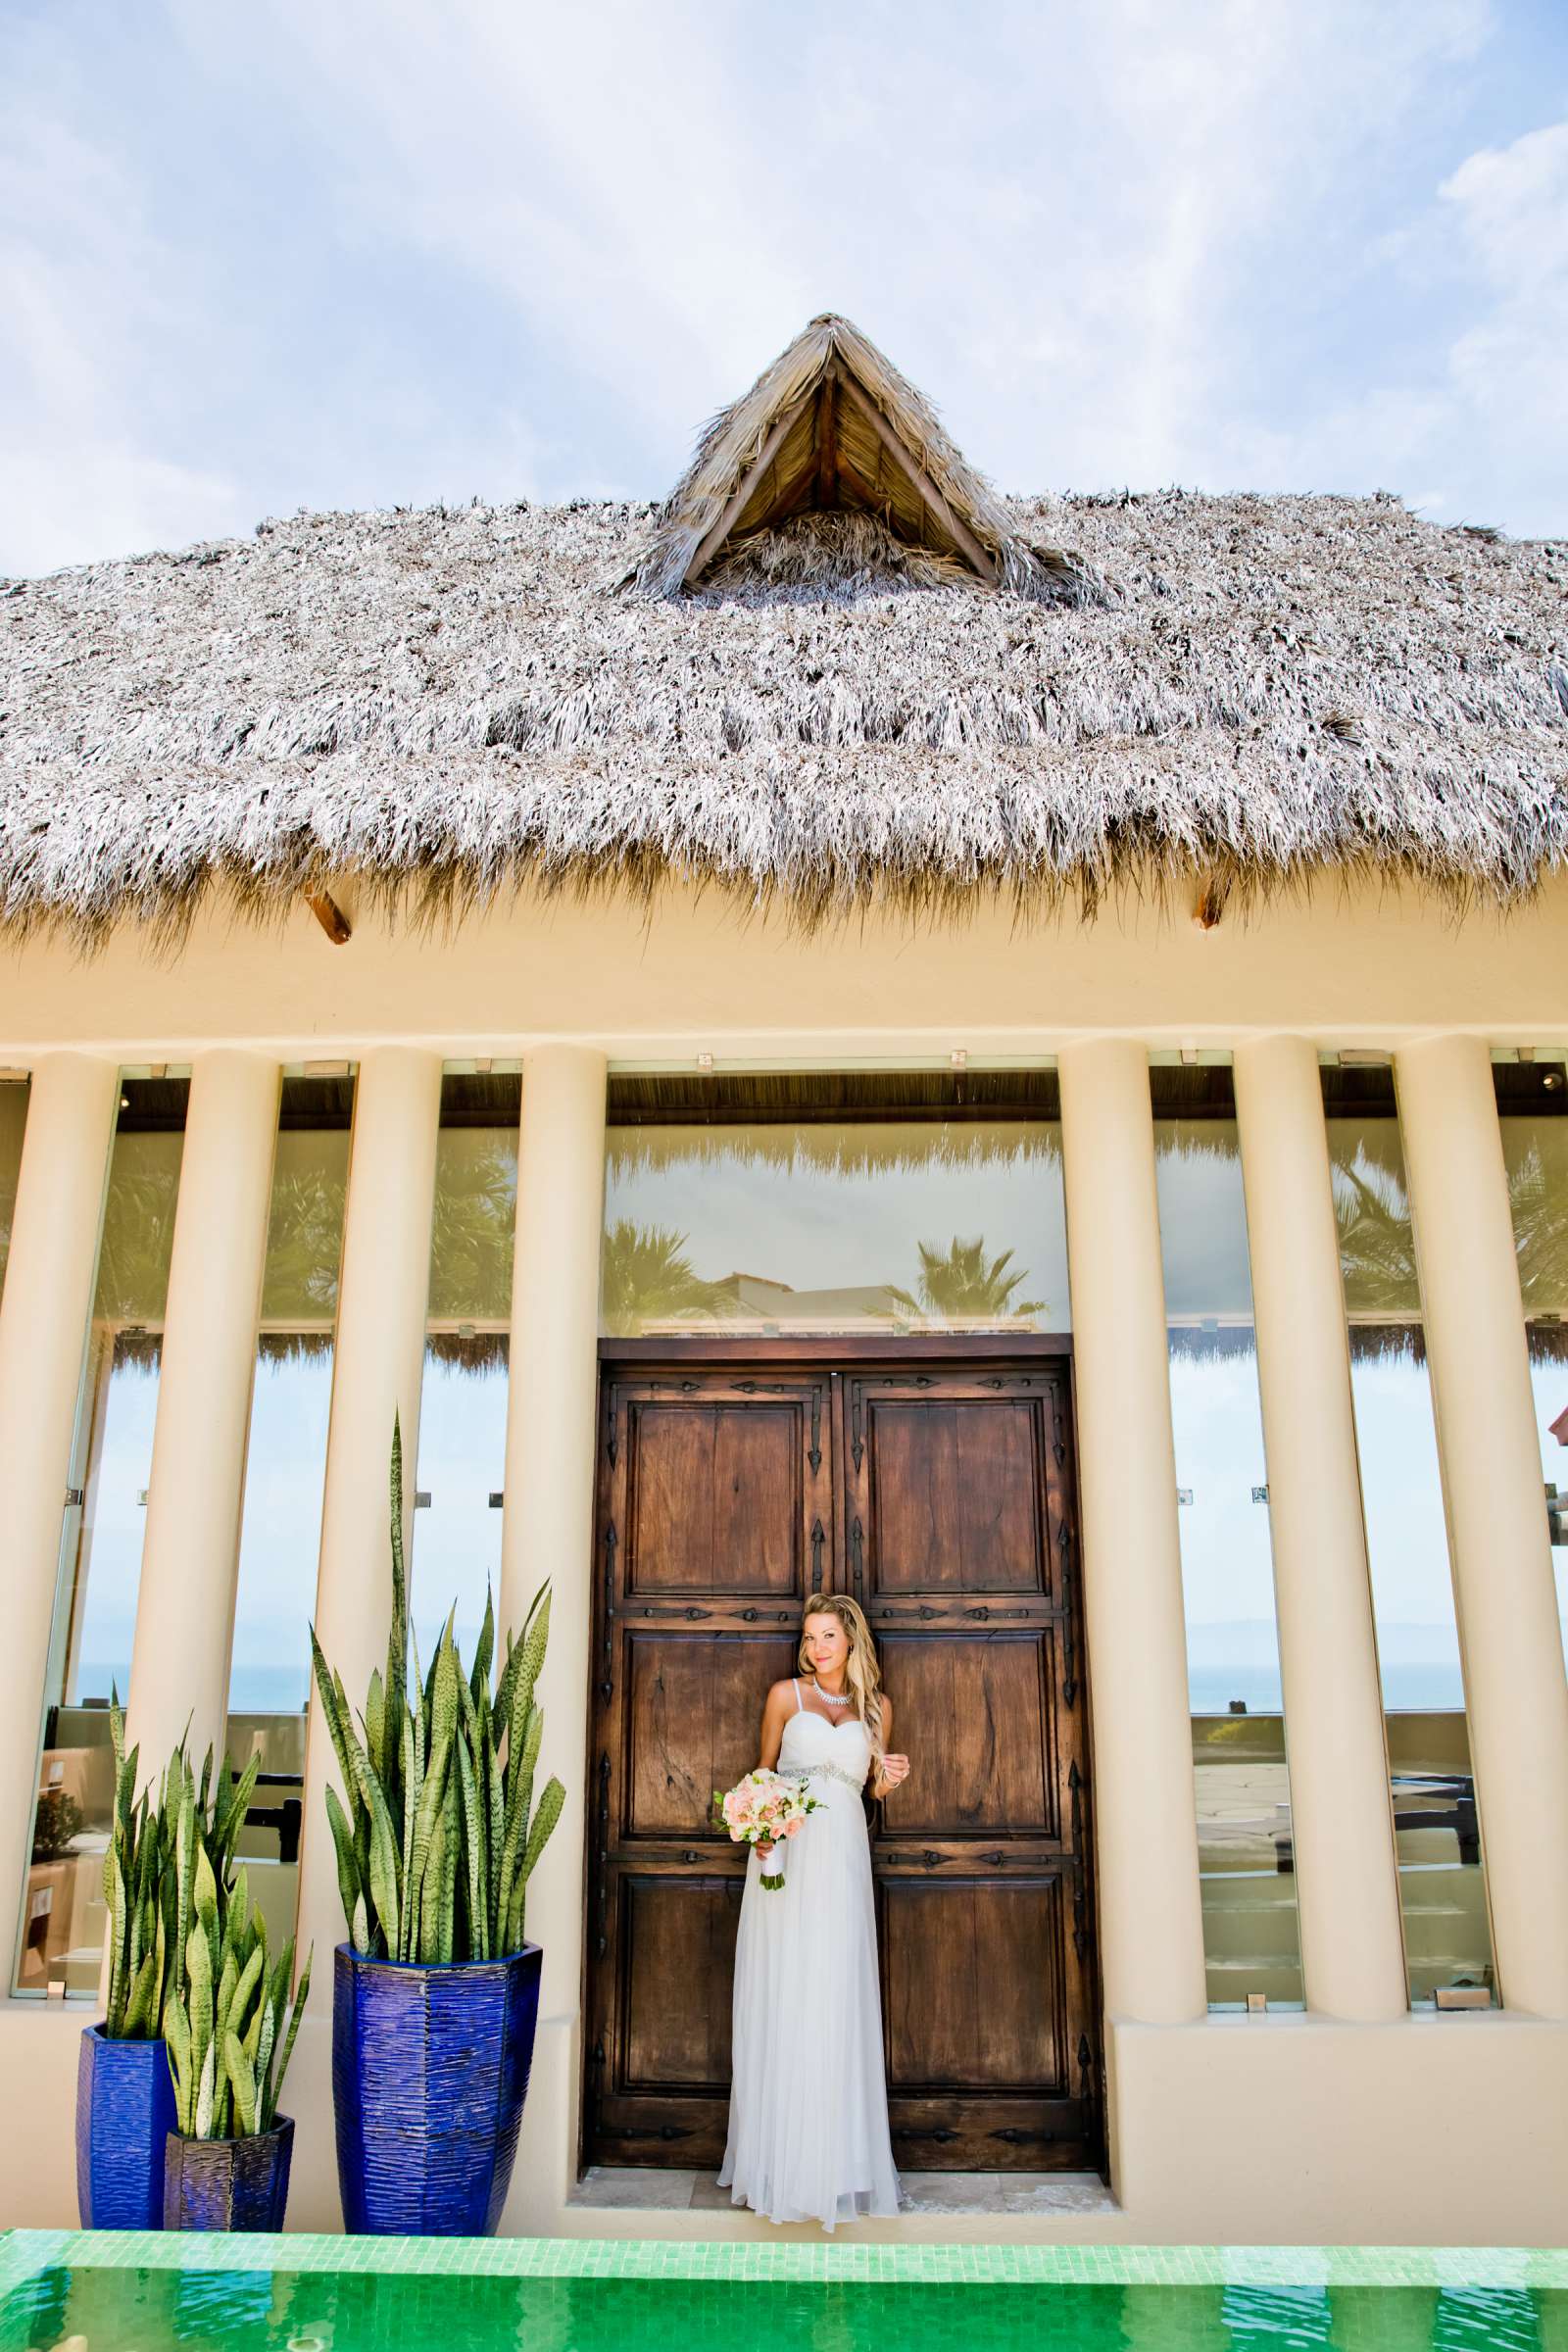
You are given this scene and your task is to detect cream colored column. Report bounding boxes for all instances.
[497,1046,606,2221]
[125,1053,279,1776]
[1233,1036,1406,2020]
[1058,1038,1207,2022]
[294,1048,443,1977]
[1395,1033,1568,2016]
[0,1055,120,1951]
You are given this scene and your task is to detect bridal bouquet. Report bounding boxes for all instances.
[712,1770,819,1890]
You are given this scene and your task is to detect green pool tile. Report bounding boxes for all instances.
[4,2225,1567,2348]
[36,2234,1562,2284]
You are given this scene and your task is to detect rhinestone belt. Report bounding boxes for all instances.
[779,1761,866,1794]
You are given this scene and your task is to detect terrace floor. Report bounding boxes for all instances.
[569,2167,1119,2218]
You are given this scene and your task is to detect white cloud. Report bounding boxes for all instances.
[1439,122,1568,496]
[0,84,245,569]
[2,0,1564,567]
[0,444,241,579]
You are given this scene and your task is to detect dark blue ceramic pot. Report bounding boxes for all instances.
[332,1941,542,2235]
[164,2119,294,2230]
[75,2024,176,2229]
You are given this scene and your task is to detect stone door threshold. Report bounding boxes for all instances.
[570,2167,1118,2219]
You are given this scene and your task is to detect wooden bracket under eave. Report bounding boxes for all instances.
[1192,874,1231,932]
[306,890,352,945]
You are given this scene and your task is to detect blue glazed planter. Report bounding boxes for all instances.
[332,1941,542,2235]
[164,2119,294,2230]
[75,2024,176,2229]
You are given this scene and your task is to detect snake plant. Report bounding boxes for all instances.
[310,1418,565,1965]
[164,1851,311,2139]
[102,1699,261,2042]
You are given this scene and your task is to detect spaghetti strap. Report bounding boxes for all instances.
[792,1678,804,1713]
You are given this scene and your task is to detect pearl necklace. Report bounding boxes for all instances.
[812,1678,853,1710]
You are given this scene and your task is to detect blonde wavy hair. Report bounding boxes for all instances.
[798,1592,885,1760]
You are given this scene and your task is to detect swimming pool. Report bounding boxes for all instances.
[1,2234,1563,2350]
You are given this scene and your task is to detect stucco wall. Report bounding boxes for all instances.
[2,871,1567,2244]
[4,868,1568,1058]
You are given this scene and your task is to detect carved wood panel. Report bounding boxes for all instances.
[850,1364,1098,2171]
[584,1351,1100,2175]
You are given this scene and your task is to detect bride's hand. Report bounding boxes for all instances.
[877,1754,910,1793]
[756,1838,775,1859]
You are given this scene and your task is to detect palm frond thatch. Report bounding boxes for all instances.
[2,304,1565,948]
[625,314,1098,605]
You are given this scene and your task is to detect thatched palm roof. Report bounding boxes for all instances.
[626,314,1092,602]
[2,315,1566,943]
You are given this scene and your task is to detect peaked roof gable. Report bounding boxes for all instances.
[628,314,1079,600]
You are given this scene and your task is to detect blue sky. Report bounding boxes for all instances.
[3,0,1566,573]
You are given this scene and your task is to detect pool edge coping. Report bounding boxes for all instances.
[3,2230,1567,2295]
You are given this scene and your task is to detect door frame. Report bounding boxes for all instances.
[581,1330,1102,2177]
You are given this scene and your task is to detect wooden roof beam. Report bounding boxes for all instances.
[830,365,999,587]
[683,392,812,586]
[306,889,352,944]
[814,372,838,511]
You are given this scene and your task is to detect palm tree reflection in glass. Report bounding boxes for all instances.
[889,1236,1046,1326]
[600,1220,733,1337]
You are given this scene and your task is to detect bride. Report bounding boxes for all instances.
[718,1592,909,2230]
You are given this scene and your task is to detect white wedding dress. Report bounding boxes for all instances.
[718,1683,903,2230]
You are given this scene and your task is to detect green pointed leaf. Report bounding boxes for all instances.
[310,1627,363,1804]
[496,1582,550,1733]
[188,1921,214,2064]
[254,2001,277,2126]
[270,1947,311,2124]
[419,1786,448,1964]
[405,1635,459,1956]
[228,1945,265,2047]
[398,1704,420,1961]
[470,1589,495,1705]
[346,1739,402,1959]
[454,1734,488,1966]
[122,1951,159,2039]
[386,1418,409,1728]
[517,1777,565,1893]
[105,1850,128,2036]
[503,1587,551,1778]
[216,1952,239,2062]
[193,1843,220,1945]
[166,1992,193,2134]
[214,1752,261,1875]
[364,1668,386,1791]
[324,1784,364,1942]
[225,2034,259,2138]
[194,2039,216,2141]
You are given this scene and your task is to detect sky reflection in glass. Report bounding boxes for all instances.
[602,1121,1068,1336]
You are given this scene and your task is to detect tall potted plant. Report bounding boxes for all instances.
[312,1423,564,2235]
[163,1855,310,2231]
[75,1712,259,2228]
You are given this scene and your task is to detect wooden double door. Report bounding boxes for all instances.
[584,1344,1101,2174]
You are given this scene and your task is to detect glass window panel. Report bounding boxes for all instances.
[1495,1061,1568,1670]
[1152,1084,1302,2011]
[602,1118,1069,1337]
[224,1076,355,1953]
[412,1337,509,1666]
[16,1076,188,1997]
[1326,1076,1496,2006]
[0,1078,28,1305]
[414,1075,519,1663]
[427,1124,517,1323]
